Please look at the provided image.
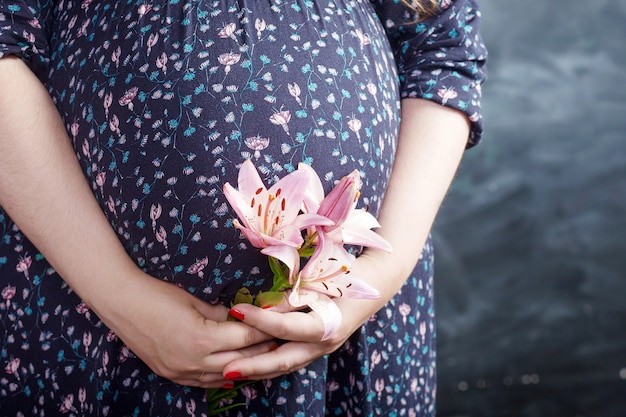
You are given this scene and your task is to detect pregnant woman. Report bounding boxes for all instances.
[0,0,486,415]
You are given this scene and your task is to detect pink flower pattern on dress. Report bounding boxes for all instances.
[218,52,240,74]
[269,109,291,135]
[244,135,270,159]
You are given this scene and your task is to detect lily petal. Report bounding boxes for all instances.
[297,162,324,213]
[307,292,342,341]
[303,273,380,300]
[223,183,258,231]
[234,221,272,248]
[261,245,300,281]
[345,209,381,230]
[233,220,301,248]
[341,227,393,253]
[299,230,337,280]
[271,224,306,247]
[291,213,335,230]
[287,275,308,307]
[224,159,315,248]
[264,169,311,229]
[286,286,342,341]
[236,159,266,196]
[317,170,360,229]
[327,209,392,253]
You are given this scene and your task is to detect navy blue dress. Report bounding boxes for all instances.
[0,0,486,415]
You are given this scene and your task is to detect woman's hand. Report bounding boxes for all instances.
[218,302,368,381]
[218,252,395,380]
[97,270,277,388]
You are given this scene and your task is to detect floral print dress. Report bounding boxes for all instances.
[0,0,486,415]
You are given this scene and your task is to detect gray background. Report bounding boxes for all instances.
[433,0,626,416]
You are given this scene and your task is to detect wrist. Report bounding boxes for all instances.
[70,259,146,321]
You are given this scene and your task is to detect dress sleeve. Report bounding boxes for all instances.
[372,0,488,147]
[0,0,54,77]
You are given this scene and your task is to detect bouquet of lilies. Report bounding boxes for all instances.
[223,159,392,340]
[206,159,392,414]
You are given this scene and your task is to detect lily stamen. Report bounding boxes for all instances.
[311,264,350,282]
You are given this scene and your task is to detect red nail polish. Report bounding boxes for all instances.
[221,382,235,389]
[270,342,279,352]
[224,371,242,380]
[228,309,245,321]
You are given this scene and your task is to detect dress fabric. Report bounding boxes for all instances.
[0,0,486,416]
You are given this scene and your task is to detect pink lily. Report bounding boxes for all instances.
[224,160,332,269]
[288,232,380,340]
[298,163,392,253]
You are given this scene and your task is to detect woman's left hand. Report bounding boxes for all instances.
[220,253,393,381]
[220,298,369,380]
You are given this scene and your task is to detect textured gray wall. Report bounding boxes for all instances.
[433,1,626,416]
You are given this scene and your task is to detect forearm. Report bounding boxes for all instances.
[354,98,469,304]
[0,57,139,309]
[0,56,292,387]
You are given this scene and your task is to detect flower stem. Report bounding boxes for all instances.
[300,231,318,254]
[206,381,255,415]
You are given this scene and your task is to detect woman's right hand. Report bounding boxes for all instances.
[93,269,275,388]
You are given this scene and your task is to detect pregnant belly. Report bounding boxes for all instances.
[49,0,400,301]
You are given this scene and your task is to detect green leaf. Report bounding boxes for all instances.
[255,291,286,308]
[228,288,254,321]
[268,256,292,291]
[232,287,254,305]
[268,256,287,280]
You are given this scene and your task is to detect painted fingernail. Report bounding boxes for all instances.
[228,309,245,321]
[221,382,235,389]
[224,371,242,380]
[270,342,279,352]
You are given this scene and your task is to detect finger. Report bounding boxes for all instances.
[208,320,274,352]
[176,372,226,389]
[182,379,234,389]
[179,367,261,389]
[199,339,279,373]
[229,304,325,343]
[193,299,229,322]
[223,341,322,381]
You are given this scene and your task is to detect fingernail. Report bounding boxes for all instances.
[221,382,235,389]
[228,309,245,321]
[224,371,242,380]
[270,342,279,352]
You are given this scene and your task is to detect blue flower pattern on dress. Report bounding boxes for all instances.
[0,0,486,415]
